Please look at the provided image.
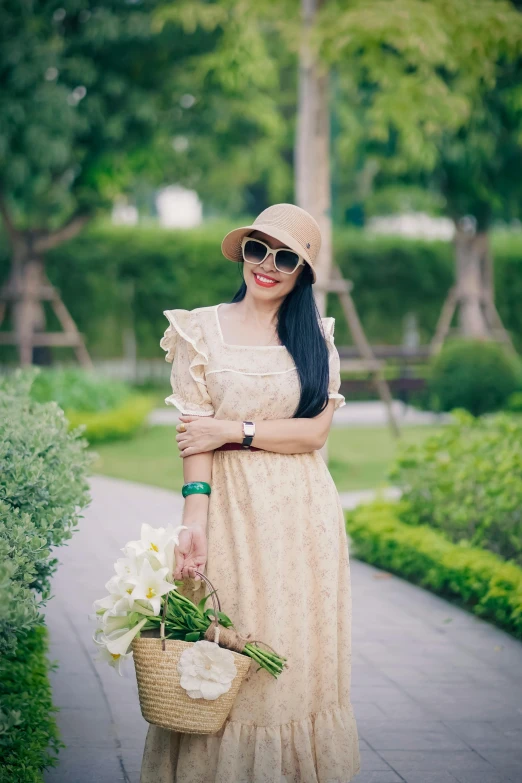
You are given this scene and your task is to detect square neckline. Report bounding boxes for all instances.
[214,303,287,349]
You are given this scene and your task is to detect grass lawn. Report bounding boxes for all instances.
[91,424,439,493]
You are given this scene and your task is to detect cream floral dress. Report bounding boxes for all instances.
[140,303,361,783]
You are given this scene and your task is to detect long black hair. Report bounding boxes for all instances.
[228,250,330,419]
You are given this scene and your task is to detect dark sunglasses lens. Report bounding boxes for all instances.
[243,240,266,264]
[275,249,300,273]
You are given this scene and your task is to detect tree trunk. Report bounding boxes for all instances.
[296,0,337,462]
[15,257,48,366]
[0,200,92,366]
[296,0,331,318]
[454,225,490,339]
[2,237,47,365]
[0,231,92,367]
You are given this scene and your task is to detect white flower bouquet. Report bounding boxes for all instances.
[92,523,287,733]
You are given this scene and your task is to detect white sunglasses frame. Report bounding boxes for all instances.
[240,236,306,275]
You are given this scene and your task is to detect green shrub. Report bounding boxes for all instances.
[0,369,93,653]
[0,369,93,779]
[0,626,63,783]
[427,339,522,416]
[389,411,522,566]
[30,368,131,412]
[346,500,522,639]
[66,393,154,444]
[27,368,154,443]
[507,391,522,412]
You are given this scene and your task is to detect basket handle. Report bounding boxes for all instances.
[161,570,222,651]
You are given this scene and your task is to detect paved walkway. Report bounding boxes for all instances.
[44,476,522,783]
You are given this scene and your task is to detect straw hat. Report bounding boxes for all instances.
[221,203,322,284]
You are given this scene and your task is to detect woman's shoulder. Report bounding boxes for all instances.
[163,304,216,317]
[158,305,216,348]
[320,315,336,342]
[162,304,217,329]
[160,305,218,360]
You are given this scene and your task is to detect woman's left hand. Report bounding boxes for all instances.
[175,415,230,457]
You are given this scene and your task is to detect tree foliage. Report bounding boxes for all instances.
[0,0,292,232]
[320,0,522,225]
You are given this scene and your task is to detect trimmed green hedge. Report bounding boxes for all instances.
[389,411,522,566]
[65,393,154,444]
[2,222,521,358]
[0,626,62,783]
[346,500,522,640]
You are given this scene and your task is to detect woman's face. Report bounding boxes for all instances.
[243,229,306,300]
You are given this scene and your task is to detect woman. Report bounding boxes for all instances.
[140,203,361,783]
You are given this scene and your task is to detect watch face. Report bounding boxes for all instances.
[243,423,255,436]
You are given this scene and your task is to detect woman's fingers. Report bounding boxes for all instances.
[174,545,188,579]
[178,560,204,579]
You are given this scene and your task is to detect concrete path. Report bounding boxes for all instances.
[44,476,522,783]
[149,400,450,428]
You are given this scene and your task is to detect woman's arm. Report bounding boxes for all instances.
[173,448,214,581]
[180,449,213,531]
[220,398,336,454]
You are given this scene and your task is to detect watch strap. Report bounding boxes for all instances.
[242,421,255,448]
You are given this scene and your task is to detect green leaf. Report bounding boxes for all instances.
[197,594,210,613]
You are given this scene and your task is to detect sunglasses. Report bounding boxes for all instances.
[241,237,306,275]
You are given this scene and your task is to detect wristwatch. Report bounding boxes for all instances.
[242,421,255,448]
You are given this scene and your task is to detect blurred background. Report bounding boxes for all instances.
[2,3,522,783]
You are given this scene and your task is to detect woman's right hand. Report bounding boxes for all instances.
[173,524,208,580]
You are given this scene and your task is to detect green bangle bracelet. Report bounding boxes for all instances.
[182,481,212,498]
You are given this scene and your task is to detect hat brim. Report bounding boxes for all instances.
[221,223,316,284]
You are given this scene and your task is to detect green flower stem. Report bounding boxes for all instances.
[244,644,285,676]
[246,645,286,665]
[151,593,287,678]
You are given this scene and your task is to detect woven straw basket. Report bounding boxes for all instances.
[132,571,252,734]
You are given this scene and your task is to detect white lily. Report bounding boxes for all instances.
[132,599,157,618]
[97,614,134,635]
[105,617,148,657]
[96,608,151,636]
[127,558,175,616]
[92,592,133,623]
[93,521,189,674]
[114,554,141,582]
[94,643,133,676]
[107,571,138,608]
[123,523,187,570]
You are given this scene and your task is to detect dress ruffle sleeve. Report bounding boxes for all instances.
[159,309,215,416]
[322,316,346,411]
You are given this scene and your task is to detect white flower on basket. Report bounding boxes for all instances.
[178,640,238,701]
